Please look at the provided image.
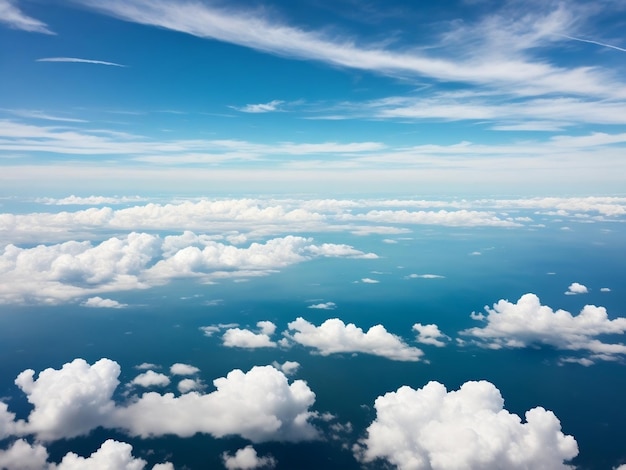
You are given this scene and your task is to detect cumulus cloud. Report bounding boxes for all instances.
[462,293,626,362]
[565,282,588,295]
[135,362,159,370]
[170,363,200,375]
[360,278,379,284]
[307,301,336,310]
[271,361,300,376]
[356,380,578,469]
[52,439,148,469]
[82,296,128,308]
[4,359,319,444]
[0,439,48,470]
[413,323,449,347]
[223,321,278,349]
[129,371,170,388]
[177,378,204,394]
[286,318,424,361]
[601,287,611,292]
[222,445,276,470]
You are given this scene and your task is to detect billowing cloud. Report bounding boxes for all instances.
[223,321,278,349]
[53,439,148,470]
[413,323,449,347]
[222,445,276,470]
[0,439,48,470]
[565,282,588,295]
[307,301,336,310]
[5,359,319,444]
[170,363,200,375]
[129,371,170,388]
[462,293,626,362]
[0,0,54,34]
[356,380,578,469]
[286,317,424,361]
[82,296,128,308]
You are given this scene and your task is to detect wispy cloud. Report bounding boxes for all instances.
[0,0,54,34]
[558,34,626,53]
[233,100,284,113]
[5,109,88,123]
[37,57,127,67]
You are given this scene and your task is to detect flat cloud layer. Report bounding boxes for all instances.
[286,317,424,361]
[356,380,578,469]
[6,358,319,444]
[462,293,626,362]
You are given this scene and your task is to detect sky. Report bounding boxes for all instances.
[1,0,626,195]
[2,1,626,470]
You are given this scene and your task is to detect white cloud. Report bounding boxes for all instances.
[0,0,54,34]
[222,322,277,349]
[36,57,126,67]
[339,209,520,228]
[170,363,200,375]
[222,445,276,470]
[286,317,424,361]
[82,296,128,308]
[413,323,449,347]
[177,378,203,394]
[360,278,379,284]
[38,195,145,205]
[234,100,284,113]
[601,287,611,292]
[129,371,170,388]
[307,301,336,310]
[565,282,588,295]
[135,362,159,370]
[406,273,445,279]
[6,359,319,444]
[356,380,578,469]
[52,439,147,470]
[272,361,300,376]
[462,293,626,362]
[0,439,48,470]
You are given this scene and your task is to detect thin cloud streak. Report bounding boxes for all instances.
[558,34,626,53]
[37,57,127,67]
[0,0,54,34]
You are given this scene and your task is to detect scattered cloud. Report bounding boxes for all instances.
[360,278,379,284]
[308,301,336,310]
[170,363,200,375]
[285,317,424,361]
[135,362,159,370]
[413,323,449,347]
[601,287,611,292]
[222,446,276,470]
[0,0,54,34]
[82,296,128,308]
[462,293,626,363]
[177,378,204,394]
[129,370,170,388]
[272,361,300,376]
[36,57,127,67]
[565,282,588,295]
[222,321,278,349]
[355,380,578,469]
[233,100,284,113]
[406,273,445,279]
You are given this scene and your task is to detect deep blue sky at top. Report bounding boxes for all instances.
[1,0,626,195]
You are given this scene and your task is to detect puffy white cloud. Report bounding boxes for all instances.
[6,359,319,444]
[360,278,379,284]
[601,287,611,292]
[14,358,120,441]
[307,301,336,310]
[222,445,276,470]
[223,322,278,349]
[177,378,204,394]
[356,380,578,469]
[286,318,424,361]
[135,362,159,370]
[413,323,449,347]
[82,296,128,308]
[462,293,626,362]
[271,361,300,376]
[52,439,147,470]
[0,439,48,470]
[129,371,170,388]
[565,282,588,295]
[170,363,200,375]
[0,402,17,439]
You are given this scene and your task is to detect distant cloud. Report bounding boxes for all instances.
[360,278,379,284]
[170,363,200,375]
[129,370,170,388]
[233,100,284,113]
[177,378,204,394]
[601,287,611,292]
[285,317,424,361]
[565,282,588,295]
[222,321,278,349]
[222,446,276,470]
[405,273,445,279]
[462,293,626,363]
[0,0,54,34]
[36,57,126,67]
[308,301,336,310]
[38,195,144,205]
[558,34,626,53]
[356,380,578,469]
[82,296,127,308]
[272,360,300,376]
[413,323,449,347]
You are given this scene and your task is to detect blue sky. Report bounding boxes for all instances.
[1,0,626,194]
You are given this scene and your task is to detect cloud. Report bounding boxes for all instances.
[557,34,626,53]
[38,195,145,205]
[6,358,319,443]
[234,100,284,113]
[355,380,578,469]
[285,317,424,361]
[406,273,445,279]
[271,361,300,376]
[177,378,203,394]
[339,209,520,228]
[82,296,128,308]
[360,278,379,284]
[135,362,159,370]
[36,57,126,67]
[462,293,626,362]
[307,301,336,310]
[170,363,200,375]
[220,321,278,349]
[601,287,611,292]
[52,439,149,470]
[565,282,588,295]
[0,0,54,34]
[222,446,276,470]
[0,439,48,470]
[413,323,449,347]
[129,371,170,388]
